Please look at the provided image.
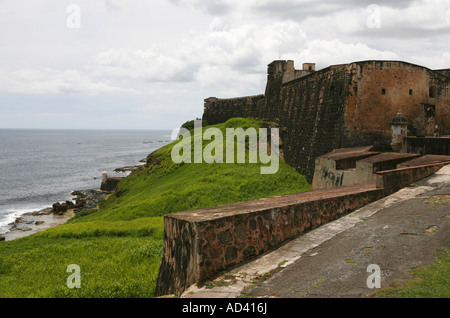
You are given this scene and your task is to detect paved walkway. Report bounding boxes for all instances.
[181,165,450,298]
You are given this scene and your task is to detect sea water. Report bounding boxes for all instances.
[0,129,173,234]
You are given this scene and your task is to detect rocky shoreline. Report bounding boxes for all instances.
[0,189,108,242]
[0,159,148,242]
[52,189,107,214]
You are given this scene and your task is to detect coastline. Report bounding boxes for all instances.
[0,189,107,242]
[1,208,76,241]
[0,153,149,243]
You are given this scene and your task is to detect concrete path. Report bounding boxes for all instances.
[181,165,450,298]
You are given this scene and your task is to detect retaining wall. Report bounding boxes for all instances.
[155,183,384,297]
[376,161,450,194]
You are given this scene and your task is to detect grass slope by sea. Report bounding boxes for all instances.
[0,118,310,297]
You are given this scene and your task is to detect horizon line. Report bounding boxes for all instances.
[0,127,174,131]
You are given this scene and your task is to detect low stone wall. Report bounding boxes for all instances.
[100,177,124,192]
[376,162,450,194]
[155,183,384,297]
[355,153,421,184]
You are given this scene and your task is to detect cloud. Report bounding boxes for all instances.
[348,0,450,38]
[0,67,135,95]
[91,20,309,94]
[168,0,416,19]
[90,18,404,98]
[168,0,450,40]
[1,0,449,130]
[104,0,122,13]
[168,0,235,15]
[295,39,400,69]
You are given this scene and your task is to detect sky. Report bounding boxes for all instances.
[0,0,450,130]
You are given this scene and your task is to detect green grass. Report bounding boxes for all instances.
[374,248,450,298]
[0,118,310,298]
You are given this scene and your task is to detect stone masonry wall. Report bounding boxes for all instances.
[155,183,384,297]
[344,61,450,147]
[203,95,265,125]
[201,60,450,182]
[279,65,352,181]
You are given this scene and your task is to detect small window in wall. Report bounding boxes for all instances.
[409,89,413,95]
[382,88,386,95]
[429,86,437,98]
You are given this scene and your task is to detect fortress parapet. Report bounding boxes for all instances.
[203,59,450,181]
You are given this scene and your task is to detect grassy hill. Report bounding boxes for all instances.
[0,118,310,297]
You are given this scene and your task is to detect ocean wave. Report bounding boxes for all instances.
[0,204,51,234]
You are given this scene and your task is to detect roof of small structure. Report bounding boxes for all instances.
[390,111,408,125]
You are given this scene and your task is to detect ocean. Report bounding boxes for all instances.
[0,129,173,234]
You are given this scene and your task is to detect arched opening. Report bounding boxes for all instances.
[429,86,437,98]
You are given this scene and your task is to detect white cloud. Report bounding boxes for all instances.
[296,39,400,68]
[90,19,402,96]
[1,0,449,129]
[0,67,135,95]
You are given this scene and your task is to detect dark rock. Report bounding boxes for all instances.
[66,201,75,208]
[0,235,5,241]
[243,245,257,258]
[114,166,141,173]
[225,246,238,263]
[52,200,75,214]
[29,208,53,216]
[52,202,68,214]
[208,247,220,259]
[72,189,107,213]
[75,198,87,208]
[218,230,233,245]
[35,221,45,226]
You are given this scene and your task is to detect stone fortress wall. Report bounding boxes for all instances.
[154,59,450,297]
[203,60,450,181]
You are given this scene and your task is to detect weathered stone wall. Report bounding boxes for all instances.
[203,95,265,125]
[201,60,450,182]
[155,183,384,297]
[435,68,450,78]
[100,177,124,192]
[202,60,315,126]
[279,65,352,181]
[155,217,198,297]
[376,162,450,194]
[345,61,450,146]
